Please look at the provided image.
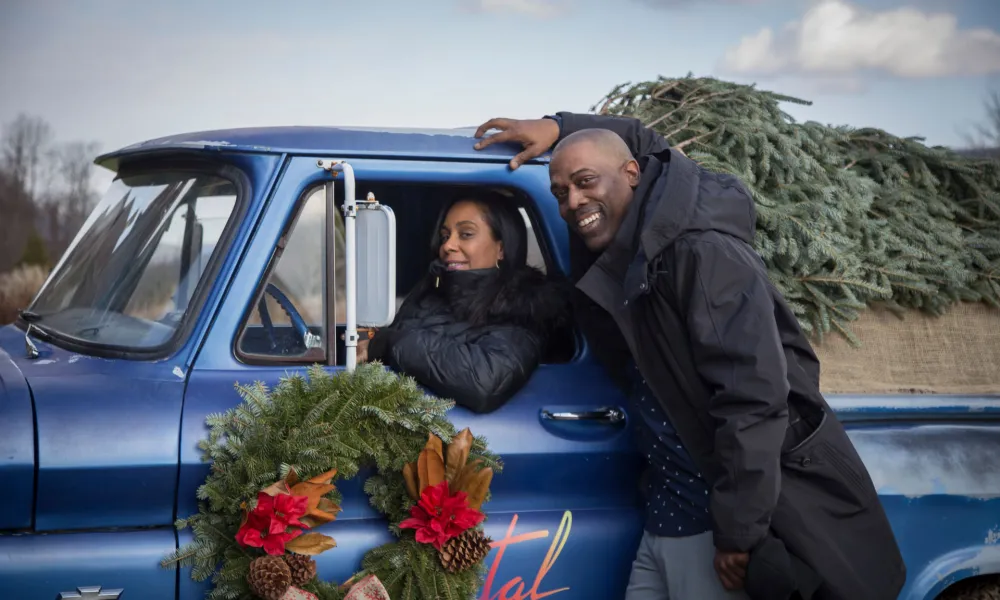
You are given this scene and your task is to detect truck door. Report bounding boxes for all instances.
[179,156,641,599]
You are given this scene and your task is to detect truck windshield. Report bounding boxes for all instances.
[25,169,239,353]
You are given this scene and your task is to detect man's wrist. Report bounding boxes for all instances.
[543,114,563,139]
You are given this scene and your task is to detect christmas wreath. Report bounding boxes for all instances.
[162,363,502,600]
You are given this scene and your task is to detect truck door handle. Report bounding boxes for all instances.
[540,406,625,424]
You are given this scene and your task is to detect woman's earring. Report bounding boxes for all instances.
[435,276,440,288]
[495,259,500,269]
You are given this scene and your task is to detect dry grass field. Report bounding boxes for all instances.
[0,265,48,325]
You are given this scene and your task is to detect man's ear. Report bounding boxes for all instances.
[625,159,641,188]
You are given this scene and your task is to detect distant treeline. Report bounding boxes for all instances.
[0,113,101,274]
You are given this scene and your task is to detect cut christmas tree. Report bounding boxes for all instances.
[593,76,999,333]
[591,75,1000,393]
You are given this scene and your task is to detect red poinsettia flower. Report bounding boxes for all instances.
[236,511,303,555]
[256,491,309,530]
[399,481,484,550]
[235,491,309,555]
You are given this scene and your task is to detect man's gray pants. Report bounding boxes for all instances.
[624,530,751,599]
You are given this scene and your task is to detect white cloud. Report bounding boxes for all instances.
[458,0,568,18]
[721,0,1000,78]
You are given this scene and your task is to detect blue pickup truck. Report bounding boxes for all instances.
[1,124,998,600]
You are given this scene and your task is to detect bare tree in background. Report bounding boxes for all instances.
[962,86,1000,158]
[0,113,101,272]
[42,140,102,257]
[0,168,35,270]
[1,114,54,199]
[0,115,50,272]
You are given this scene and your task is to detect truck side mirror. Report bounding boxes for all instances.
[355,199,396,328]
[320,159,397,370]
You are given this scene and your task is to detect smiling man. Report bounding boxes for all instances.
[550,128,637,251]
[473,114,905,600]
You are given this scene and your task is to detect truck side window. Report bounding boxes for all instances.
[237,185,344,362]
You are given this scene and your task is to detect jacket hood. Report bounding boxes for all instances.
[641,149,756,256]
[438,263,571,336]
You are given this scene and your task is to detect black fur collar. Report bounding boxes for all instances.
[441,265,570,335]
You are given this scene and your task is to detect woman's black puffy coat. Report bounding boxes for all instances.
[367,266,568,413]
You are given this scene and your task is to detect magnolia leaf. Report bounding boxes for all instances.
[291,481,336,514]
[417,450,429,493]
[289,468,338,518]
[453,459,483,495]
[291,481,336,503]
[301,512,335,529]
[301,497,342,528]
[262,467,302,497]
[402,462,419,501]
[445,428,473,485]
[317,497,341,514]
[261,480,291,497]
[307,468,337,485]
[465,466,493,511]
[424,433,444,463]
[421,448,445,491]
[284,532,337,556]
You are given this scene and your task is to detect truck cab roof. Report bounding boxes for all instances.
[95,125,549,171]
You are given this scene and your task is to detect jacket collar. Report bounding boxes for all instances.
[574,147,701,316]
[639,148,701,262]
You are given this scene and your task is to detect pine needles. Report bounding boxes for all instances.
[592,75,1000,342]
[162,363,502,600]
[359,539,485,600]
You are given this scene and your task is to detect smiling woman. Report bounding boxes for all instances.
[365,190,571,414]
[438,199,505,273]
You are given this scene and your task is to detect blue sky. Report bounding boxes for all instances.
[1,0,998,189]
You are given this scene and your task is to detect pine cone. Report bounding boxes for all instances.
[247,555,292,600]
[283,552,318,586]
[438,528,493,573]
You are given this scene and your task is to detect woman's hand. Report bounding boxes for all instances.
[345,328,378,363]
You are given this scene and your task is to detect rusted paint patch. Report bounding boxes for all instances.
[944,545,1000,578]
[916,546,1000,600]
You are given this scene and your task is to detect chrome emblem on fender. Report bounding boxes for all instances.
[58,586,124,599]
